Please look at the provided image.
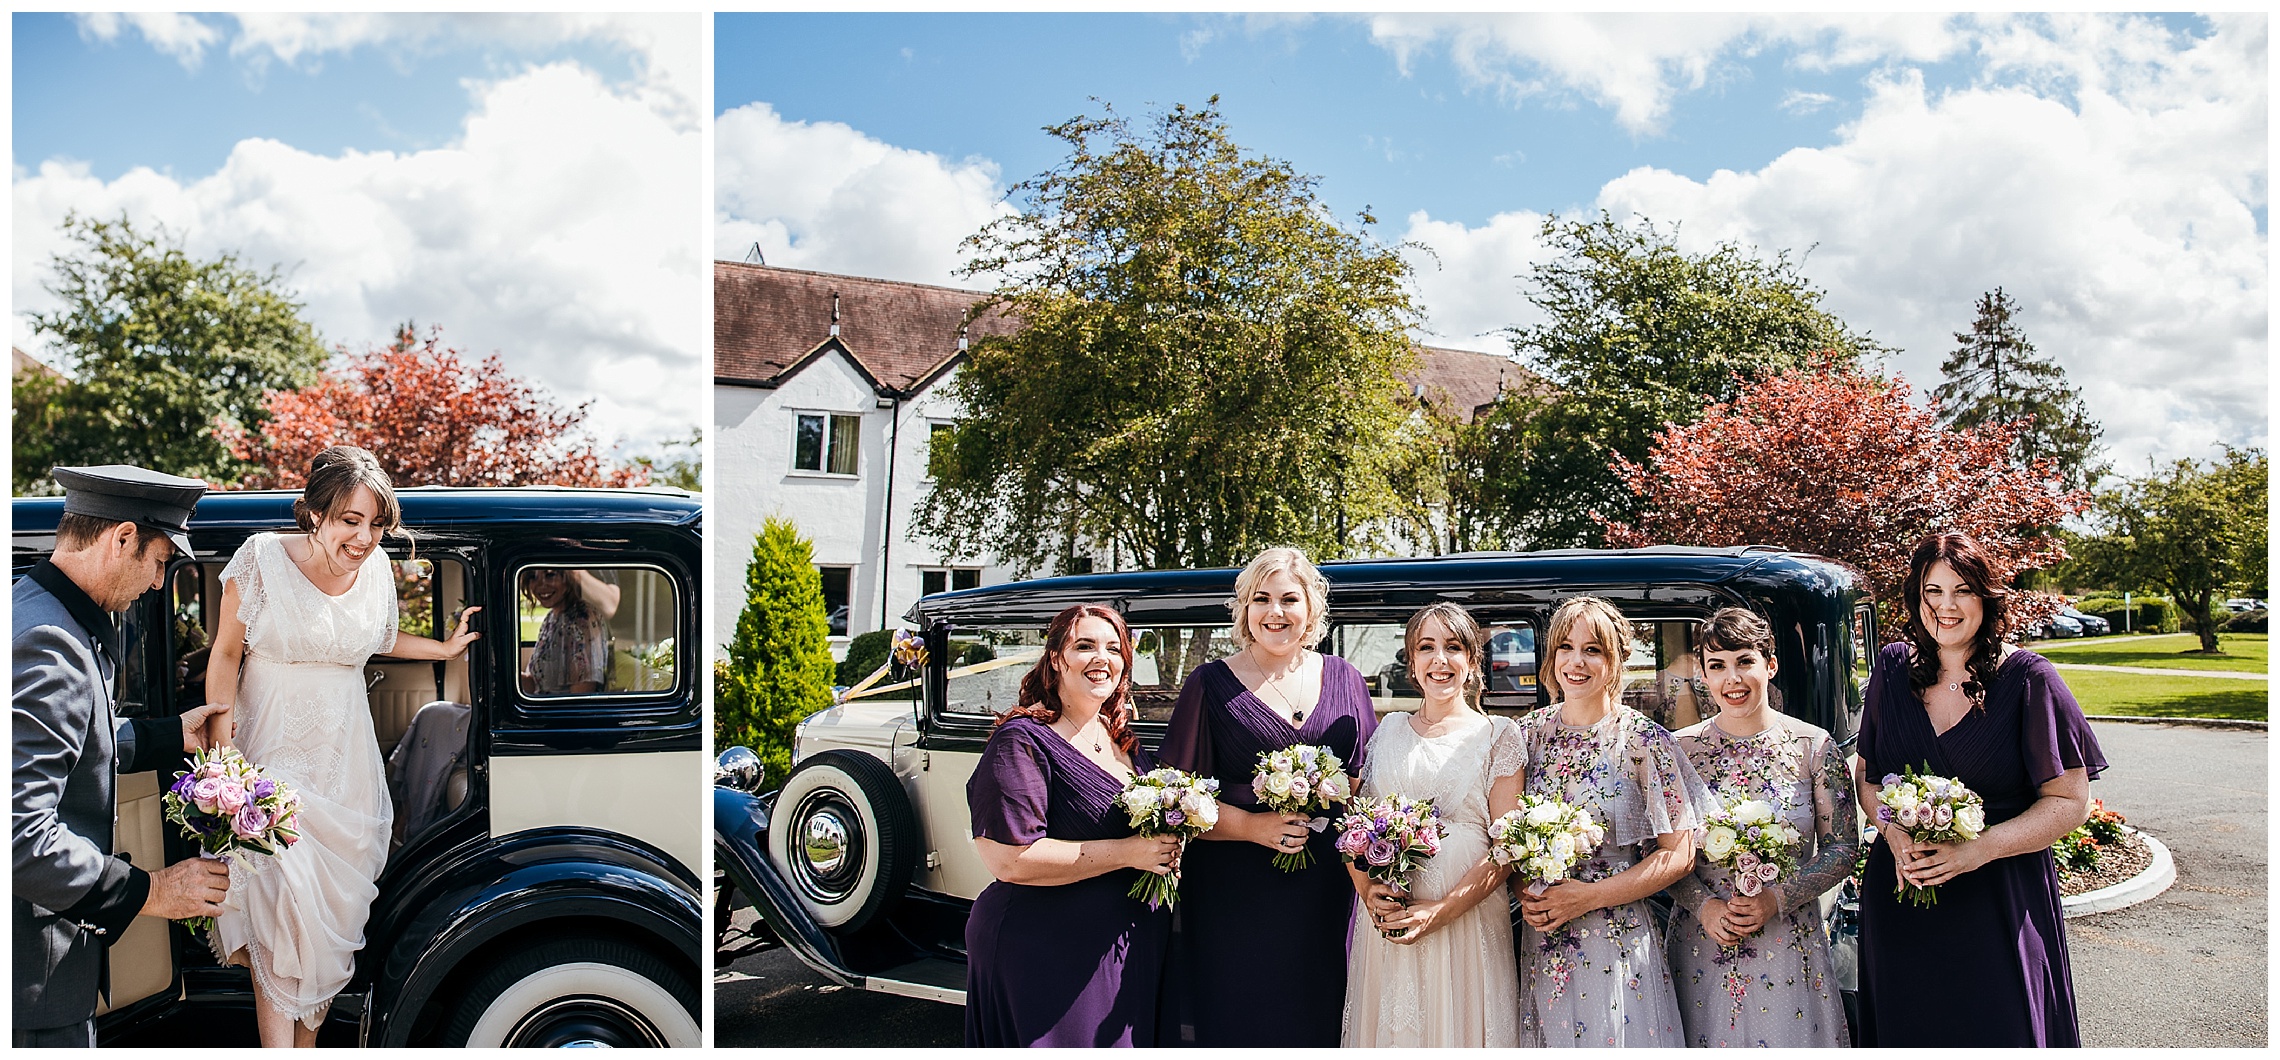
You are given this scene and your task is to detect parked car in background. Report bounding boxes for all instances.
[2061,607,2110,636]
[2225,598,2265,613]
[714,546,1879,1038]
[15,488,704,1047]
[2032,612,2085,639]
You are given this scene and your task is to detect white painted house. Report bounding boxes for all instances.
[713,261,1523,658]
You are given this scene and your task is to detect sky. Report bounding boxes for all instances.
[715,11,2268,479]
[13,12,704,459]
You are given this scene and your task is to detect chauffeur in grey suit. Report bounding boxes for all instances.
[13,466,234,1047]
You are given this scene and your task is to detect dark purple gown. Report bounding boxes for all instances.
[1856,642,2107,1047]
[964,716,1170,1047]
[1155,656,1377,1047]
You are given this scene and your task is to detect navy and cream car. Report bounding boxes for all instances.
[13,488,704,1048]
[715,546,1877,1022]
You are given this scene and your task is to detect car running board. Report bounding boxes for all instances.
[862,958,967,1006]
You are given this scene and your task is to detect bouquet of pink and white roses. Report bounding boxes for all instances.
[1875,765,1986,907]
[162,745,303,935]
[1117,767,1222,910]
[1335,794,1447,937]
[1250,744,1351,871]
[1702,790,1802,904]
[1489,794,1604,894]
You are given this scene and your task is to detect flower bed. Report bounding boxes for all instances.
[2055,800,2151,898]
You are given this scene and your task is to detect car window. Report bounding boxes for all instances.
[1131,626,1237,723]
[393,559,436,638]
[941,628,1048,718]
[515,565,679,700]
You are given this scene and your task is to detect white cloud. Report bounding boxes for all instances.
[73,12,222,70]
[1363,12,1964,134]
[1399,17,2267,473]
[13,59,703,452]
[1399,209,1556,355]
[713,102,1013,287]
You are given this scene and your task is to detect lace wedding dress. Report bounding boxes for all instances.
[210,532,398,1028]
[1341,713,1530,1047]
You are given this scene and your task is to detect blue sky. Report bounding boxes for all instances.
[715,12,2265,475]
[12,13,703,454]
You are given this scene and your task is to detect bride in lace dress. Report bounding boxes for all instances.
[203,447,480,1048]
[1343,603,1531,1047]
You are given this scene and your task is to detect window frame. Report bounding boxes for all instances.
[509,561,684,706]
[791,410,862,478]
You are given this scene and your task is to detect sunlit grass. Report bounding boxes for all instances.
[2057,667,2267,722]
[2032,633,2266,673]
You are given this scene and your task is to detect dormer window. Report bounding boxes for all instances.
[794,413,860,476]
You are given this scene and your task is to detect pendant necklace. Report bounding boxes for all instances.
[1250,655,1307,723]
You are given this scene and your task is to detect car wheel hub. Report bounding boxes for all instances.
[505,995,666,1048]
[789,792,864,902]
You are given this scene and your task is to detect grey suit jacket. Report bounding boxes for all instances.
[12,564,178,1030]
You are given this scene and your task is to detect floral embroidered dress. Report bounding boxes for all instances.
[1515,704,1709,1047]
[1666,713,1857,1047]
[1342,713,1529,1048]
[210,532,398,1027]
[527,600,608,695]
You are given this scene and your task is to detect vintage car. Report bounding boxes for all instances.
[715,545,1877,1029]
[13,487,704,1047]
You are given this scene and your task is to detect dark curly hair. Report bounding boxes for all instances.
[1902,531,2010,711]
[996,604,1138,754]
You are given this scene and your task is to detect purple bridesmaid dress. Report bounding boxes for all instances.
[964,716,1170,1047]
[1155,656,1377,1047]
[1855,641,2107,1046]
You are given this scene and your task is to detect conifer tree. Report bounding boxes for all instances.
[715,518,836,789]
[1934,288,2105,491]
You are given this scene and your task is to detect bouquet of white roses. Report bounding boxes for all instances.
[1875,764,1986,908]
[1489,794,1605,894]
[1702,790,1803,904]
[1117,767,1222,910]
[1249,743,1351,871]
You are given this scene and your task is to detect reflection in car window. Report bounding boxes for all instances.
[942,629,1047,717]
[1130,627,1236,723]
[517,566,677,699]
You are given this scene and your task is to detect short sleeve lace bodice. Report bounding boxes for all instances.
[222,532,398,666]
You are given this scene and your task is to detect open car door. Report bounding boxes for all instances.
[96,566,193,1018]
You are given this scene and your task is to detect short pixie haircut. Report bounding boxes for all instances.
[1543,596,1636,702]
[1695,607,1775,659]
[1227,546,1330,650]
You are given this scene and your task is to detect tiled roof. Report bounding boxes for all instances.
[715,262,1537,413]
[714,262,1018,393]
[12,347,60,380]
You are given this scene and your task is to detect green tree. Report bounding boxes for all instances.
[13,212,328,492]
[2071,447,2268,653]
[631,428,703,492]
[920,99,1419,573]
[1934,287,2105,492]
[714,518,836,789]
[1496,213,1885,546]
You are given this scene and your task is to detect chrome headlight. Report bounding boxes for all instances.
[715,746,763,792]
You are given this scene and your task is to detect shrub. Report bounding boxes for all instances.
[2054,799,2129,875]
[2078,595,2176,634]
[714,519,836,790]
[2223,608,2268,634]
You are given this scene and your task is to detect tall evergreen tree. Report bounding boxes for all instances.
[714,518,836,789]
[1933,288,2105,491]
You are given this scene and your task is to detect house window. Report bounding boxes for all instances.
[794,413,861,476]
[926,422,954,479]
[818,566,852,637]
[920,567,980,597]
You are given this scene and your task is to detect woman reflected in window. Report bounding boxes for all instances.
[522,568,609,695]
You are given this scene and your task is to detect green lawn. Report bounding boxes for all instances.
[2058,667,2268,722]
[2030,632,2267,673]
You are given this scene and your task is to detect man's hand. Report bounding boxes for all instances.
[140,858,229,920]
[179,702,232,751]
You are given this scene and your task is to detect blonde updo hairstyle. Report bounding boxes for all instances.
[1227,546,1331,651]
[294,445,407,549]
[1543,596,1636,703]
[1405,602,1487,704]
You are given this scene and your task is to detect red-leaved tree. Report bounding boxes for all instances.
[1600,358,2089,638]
[222,326,649,490]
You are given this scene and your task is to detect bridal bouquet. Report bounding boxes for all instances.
[1335,795,1447,937]
[1117,767,1222,910]
[1249,744,1351,871]
[162,745,304,934]
[1489,794,1605,894]
[1875,765,1986,907]
[1702,790,1803,900]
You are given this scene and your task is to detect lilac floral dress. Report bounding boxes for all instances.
[1666,714,1857,1047]
[1515,705,1709,1047]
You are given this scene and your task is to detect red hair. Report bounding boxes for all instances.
[996,604,1139,754]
